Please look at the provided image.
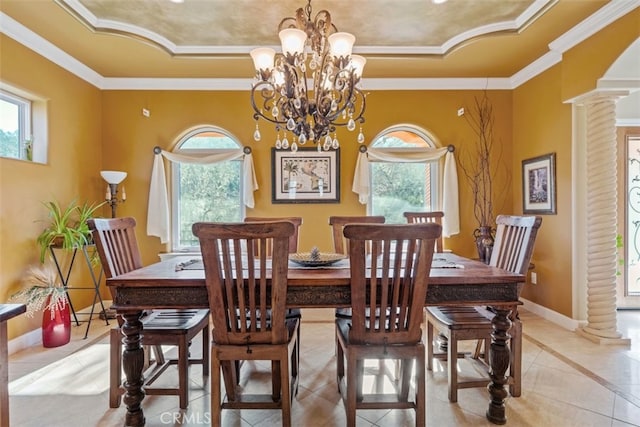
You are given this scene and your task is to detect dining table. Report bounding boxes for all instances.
[107,252,524,426]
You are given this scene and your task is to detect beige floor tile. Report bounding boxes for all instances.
[6,308,640,426]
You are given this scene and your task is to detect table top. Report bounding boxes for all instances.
[0,304,27,322]
[107,253,525,310]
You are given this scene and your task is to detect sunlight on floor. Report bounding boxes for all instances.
[9,344,110,396]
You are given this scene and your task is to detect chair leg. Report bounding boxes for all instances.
[211,354,221,427]
[415,345,426,427]
[272,361,281,401]
[202,325,210,376]
[399,359,412,400]
[426,320,434,371]
[109,328,122,408]
[280,354,292,427]
[345,352,358,427]
[447,331,458,403]
[336,329,345,389]
[178,336,189,409]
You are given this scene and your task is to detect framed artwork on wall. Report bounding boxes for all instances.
[271,148,340,203]
[522,152,556,214]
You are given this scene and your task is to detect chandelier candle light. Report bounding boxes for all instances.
[250,0,366,152]
[100,170,127,218]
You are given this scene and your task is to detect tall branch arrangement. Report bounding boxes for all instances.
[458,92,504,227]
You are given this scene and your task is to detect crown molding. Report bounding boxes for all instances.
[1,1,637,91]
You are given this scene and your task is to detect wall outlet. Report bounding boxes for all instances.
[142,108,150,117]
[530,271,537,284]
[457,107,465,116]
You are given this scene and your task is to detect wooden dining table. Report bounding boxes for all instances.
[107,253,524,426]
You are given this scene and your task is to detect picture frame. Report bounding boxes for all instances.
[522,152,556,214]
[271,148,340,203]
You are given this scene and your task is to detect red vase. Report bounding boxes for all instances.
[42,295,71,348]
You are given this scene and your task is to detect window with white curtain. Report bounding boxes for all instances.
[368,125,440,223]
[171,126,244,251]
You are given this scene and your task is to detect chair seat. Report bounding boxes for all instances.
[426,306,494,330]
[142,309,210,333]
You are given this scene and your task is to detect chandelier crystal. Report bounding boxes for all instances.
[250,0,366,152]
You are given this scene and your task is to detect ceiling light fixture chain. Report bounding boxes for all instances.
[250,0,366,152]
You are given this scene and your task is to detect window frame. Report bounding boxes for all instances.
[0,89,32,161]
[367,124,440,221]
[170,125,245,252]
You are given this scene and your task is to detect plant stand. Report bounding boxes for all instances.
[49,245,110,339]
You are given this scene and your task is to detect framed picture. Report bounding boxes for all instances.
[522,152,556,214]
[271,148,340,203]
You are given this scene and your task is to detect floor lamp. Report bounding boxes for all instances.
[100,171,127,218]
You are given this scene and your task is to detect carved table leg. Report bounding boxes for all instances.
[121,311,146,427]
[486,307,512,425]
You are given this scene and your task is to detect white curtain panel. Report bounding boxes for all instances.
[147,148,258,243]
[352,146,460,237]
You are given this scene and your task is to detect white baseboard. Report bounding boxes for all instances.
[521,298,586,331]
[8,328,42,355]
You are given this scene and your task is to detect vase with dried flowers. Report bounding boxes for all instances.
[458,92,507,263]
[9,264,71,347]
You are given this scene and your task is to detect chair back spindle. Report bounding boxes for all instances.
[344,223,441,345]
[403,211,445,253]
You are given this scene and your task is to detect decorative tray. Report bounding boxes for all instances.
[289,252,346,267]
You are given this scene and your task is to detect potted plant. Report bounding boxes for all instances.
[9,264,71,347]
[36,199,105,263]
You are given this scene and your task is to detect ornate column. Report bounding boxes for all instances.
[576,94,630,345]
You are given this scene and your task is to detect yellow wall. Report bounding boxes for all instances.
[0,9,638,339]
[513,9,640,317]
[102,89,513,263]
[0,35,104,339]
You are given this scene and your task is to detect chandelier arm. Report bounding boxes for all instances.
[250,82,288,126]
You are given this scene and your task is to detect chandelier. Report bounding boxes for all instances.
[250,0,366,152]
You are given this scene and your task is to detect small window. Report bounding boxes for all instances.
[0,89,32,161]
[0,83,47,164]
[171,126,244,251]
[369,126,439,223]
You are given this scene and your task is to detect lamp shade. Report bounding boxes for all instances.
[350,55,366,78]
[100,170,127,184]
[279,28,307,56]
[250,47,276,72]
[328,32,355,57]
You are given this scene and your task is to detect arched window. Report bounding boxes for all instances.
[171,126,243,250]
[368,125,440,223]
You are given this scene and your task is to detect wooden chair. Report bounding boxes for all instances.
[192,221,299,427]
[329,216,385,319]
[403,211,444,253]
[336,223,441,427]
[87,217,210,409]
[244,216,302,379]
[329,215,385,256]
[244,216,302,255]
[426,215,542,402]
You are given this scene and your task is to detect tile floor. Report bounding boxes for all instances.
[7,309,640,427]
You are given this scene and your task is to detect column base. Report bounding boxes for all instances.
[575,327,631,345]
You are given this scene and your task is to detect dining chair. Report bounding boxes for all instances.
[243,216,303,382]
[87,217,210,410]
[244,216,302,255]
[426,214,542,402]
[192,221,299,427]
[336,222,441,427]
[403,211,445,253]
[329,215,385,256]
[329,216,385,320]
